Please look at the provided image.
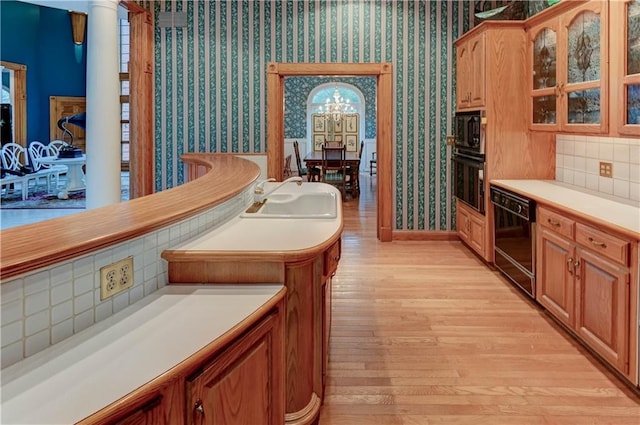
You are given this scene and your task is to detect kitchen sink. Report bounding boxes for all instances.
[241,192,338,219]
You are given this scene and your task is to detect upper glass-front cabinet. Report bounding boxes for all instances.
[528,2,608,133]
[613,0,640,134]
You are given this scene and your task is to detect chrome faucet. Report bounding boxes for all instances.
[254,176,303,203]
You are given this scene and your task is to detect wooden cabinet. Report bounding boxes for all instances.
[456,32,486,110]
[81,292,286,425]
[455,22,557,263]
[527,1,609,133]
[536,205,636,379]
[611,0,640,135]
[456,199,486,259]
[538,226,575,328]
[162,237,342,425]
[188,311,284,425]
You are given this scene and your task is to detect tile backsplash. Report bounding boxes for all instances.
[1,187,255,369]
[556,135,640,202]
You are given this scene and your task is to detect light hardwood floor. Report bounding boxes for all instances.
[319,173,640,425]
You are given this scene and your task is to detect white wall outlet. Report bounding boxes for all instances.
[100,257,134,300]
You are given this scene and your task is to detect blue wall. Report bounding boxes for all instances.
[0,1,86,145]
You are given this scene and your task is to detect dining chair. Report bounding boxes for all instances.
[1,142,40,199]
[324,140,343,148]
[293,140,320,182]
[48,140,70,156]
[321,145,348,198]
[283,154,293,178]
[370,151,377,176]
[28,141,68,192]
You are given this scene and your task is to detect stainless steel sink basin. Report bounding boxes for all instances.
[241,192,338,219]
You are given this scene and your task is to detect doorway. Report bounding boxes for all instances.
[266,62,393,242]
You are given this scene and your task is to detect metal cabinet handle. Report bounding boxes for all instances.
[574,259,580,280]
[588,237,607,248]
[547,218,561,227]
[194,400,204,414]
[567,257,574,275]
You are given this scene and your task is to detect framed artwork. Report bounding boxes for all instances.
[345,114,359,133]
[345,134,358,152]
[312,114,325,133]
[313,134,325,151]
[333,118,343,133]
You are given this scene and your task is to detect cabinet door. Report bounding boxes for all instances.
[188,312,284,425]
[456,42,472,110]
[469,33,486,108]
[574,247,630,374]
[111,396,171,425]
[321,276,332,394]
[537,227,575,327]
[456,202,471,243]
[529,21,560,130]
[612,0,640,134]
[559,1,609,133]
[468,212,486,258]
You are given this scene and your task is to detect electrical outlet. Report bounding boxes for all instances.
[100,257,134,300]
[599,161,613,178]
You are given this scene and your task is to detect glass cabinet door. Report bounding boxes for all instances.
[564,9,602,126]
[532,27,558,125]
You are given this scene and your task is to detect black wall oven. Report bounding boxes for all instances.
[452,152,485,215]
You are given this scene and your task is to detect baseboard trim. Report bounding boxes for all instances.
[392,231,459,241]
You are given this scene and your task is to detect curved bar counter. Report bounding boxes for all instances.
[0,154,260,280]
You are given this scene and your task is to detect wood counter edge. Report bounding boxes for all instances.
[0,154,261,280]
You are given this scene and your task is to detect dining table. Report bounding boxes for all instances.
[34,155,87,199]
[303,150,362,196]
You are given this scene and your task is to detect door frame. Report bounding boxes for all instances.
[266,62,393,242]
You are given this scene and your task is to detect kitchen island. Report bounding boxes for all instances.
[162,180,344,425]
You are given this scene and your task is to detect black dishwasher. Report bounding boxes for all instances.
[490,186,536,298]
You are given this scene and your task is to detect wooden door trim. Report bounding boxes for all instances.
[266,62,393,242]
[1,61,27,147]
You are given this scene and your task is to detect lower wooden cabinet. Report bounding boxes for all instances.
[536,205,636,381]
[456,200,487,259]
[187,312,284,425]
[81,293,286,425]
[163,237,342,425]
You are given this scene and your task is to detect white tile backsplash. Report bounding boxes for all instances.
[556,135,640,202]
[0,186,254,368]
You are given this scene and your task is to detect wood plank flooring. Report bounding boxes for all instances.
[319,173,640,425]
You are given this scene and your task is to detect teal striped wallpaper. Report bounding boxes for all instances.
[150,0,476,232]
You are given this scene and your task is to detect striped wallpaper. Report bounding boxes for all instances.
[149,0,479,231]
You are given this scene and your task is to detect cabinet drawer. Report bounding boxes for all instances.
[575,223,630,266]
[324,239,341,277]
[538,207,575,239]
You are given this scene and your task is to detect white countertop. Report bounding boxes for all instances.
[1,284,284,425]
[176,182,343,251]
[491,180,640,238]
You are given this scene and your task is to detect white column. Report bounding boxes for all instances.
[85,0,120,209]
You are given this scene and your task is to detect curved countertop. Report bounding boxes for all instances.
[0,154,260,280]
[491,179,640,239]
[162,181,344,262]
[0,284,285,425]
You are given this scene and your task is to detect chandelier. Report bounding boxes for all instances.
[317,86,355,122]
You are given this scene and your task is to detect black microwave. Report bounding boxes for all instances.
[454,110,484,156]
